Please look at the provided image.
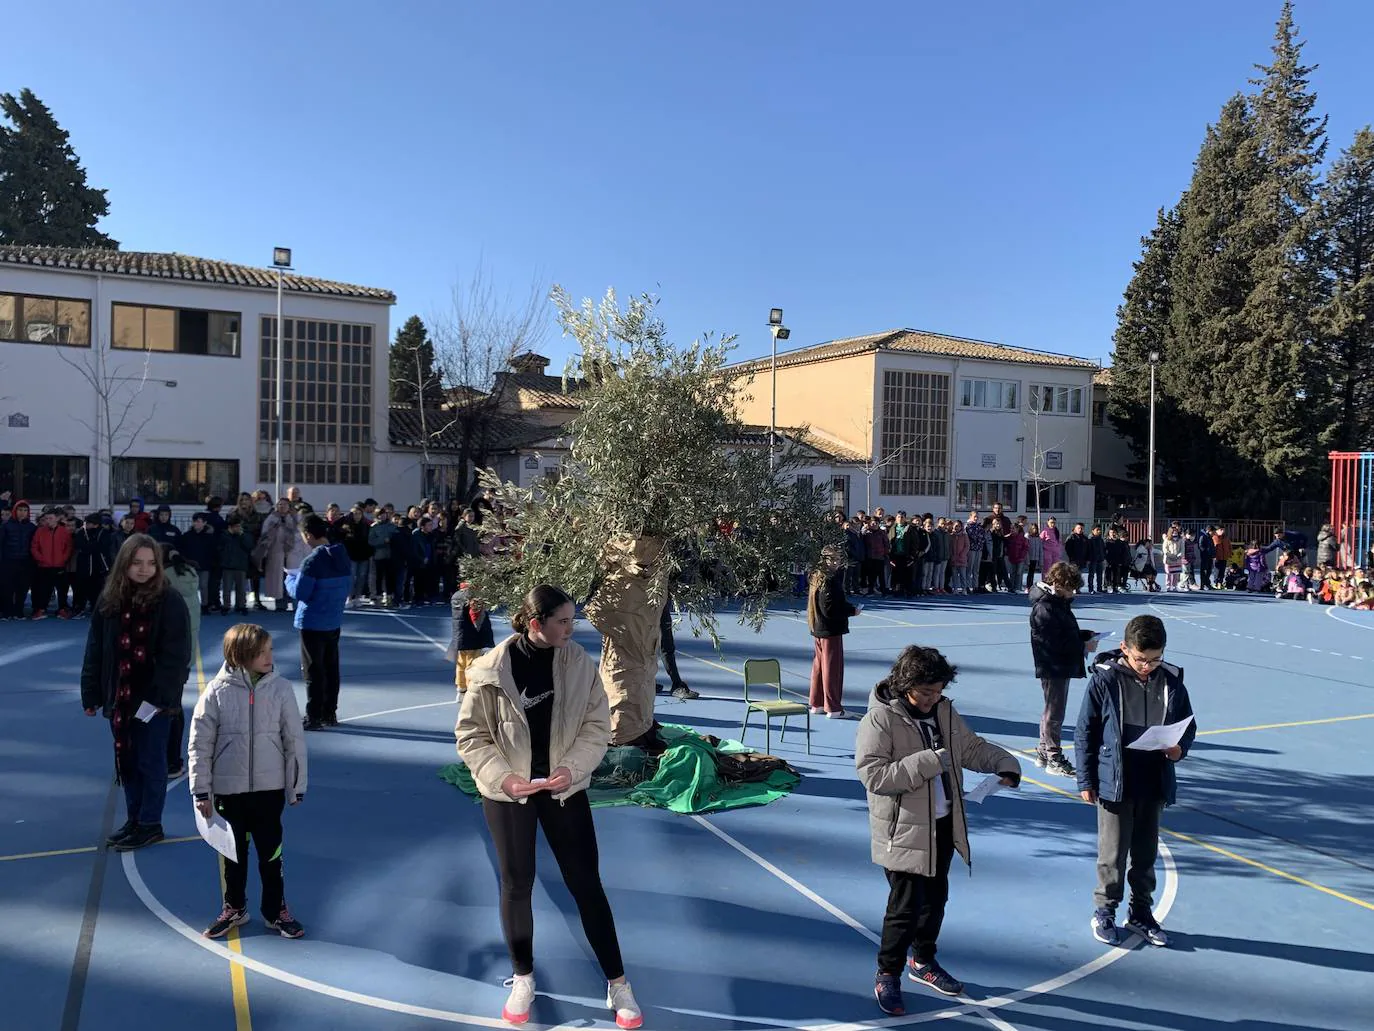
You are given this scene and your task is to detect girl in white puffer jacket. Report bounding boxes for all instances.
[189,623,308,940]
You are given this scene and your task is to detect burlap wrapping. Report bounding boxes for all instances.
[584,533,668,745]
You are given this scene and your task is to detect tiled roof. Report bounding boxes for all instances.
[388,406,551,453]
[728,328,1099,373]
[0,245,395,302]
[498,371,586,410]
[733,425,868,465]
[1093,367,1114,387]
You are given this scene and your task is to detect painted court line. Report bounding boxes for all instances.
[0,835,200,864]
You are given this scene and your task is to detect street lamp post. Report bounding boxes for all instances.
[767,307,790,471]
[272,248,292,502]
[1147,349,1160,548]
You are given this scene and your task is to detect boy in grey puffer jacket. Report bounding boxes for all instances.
[189,624,309,940]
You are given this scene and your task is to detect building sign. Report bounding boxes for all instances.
[7,413,29,428]
[523,456,539,469]
[981,453,996,469]
[1045,451,1063,471]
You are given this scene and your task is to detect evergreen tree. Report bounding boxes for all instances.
[1232,1,1331,496]
[1316,127,1374,451]
[388,315,444,406]
[0,88,116,248]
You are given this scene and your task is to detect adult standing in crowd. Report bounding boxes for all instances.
[456,585,644,1030]
[1028,561,1097,778]
[81,534,192,851]
[258,499,302,612]
[290,515,352,731]
[4,499,37,617]
[1316,523,1337,568]
[808,546,860,719]
[243,492,271,610]
[368,507,403,607]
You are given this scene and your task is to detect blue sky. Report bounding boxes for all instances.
[7,1,1374,371]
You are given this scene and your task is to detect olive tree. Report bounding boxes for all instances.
[466,287,837,745]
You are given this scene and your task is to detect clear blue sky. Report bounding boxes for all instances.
[8,1,1374,371]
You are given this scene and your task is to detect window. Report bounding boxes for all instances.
[422,463,464,503]
[0,454,90,504]
[958,378,1018,411]
[879,370,950,496]
[112,458,238,505]
[955,480,1017,511]
[795,473,814,494]
[1025,480,1068,512]
[1092,399,1108,426]
[259,317,373,486]
[1029,383,1084,416]
[0,293,91,346]
[112,303,240,356]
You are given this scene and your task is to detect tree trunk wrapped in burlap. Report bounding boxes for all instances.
[584,533,667,746]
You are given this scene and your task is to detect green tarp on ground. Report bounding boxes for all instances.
[438,723,800,814]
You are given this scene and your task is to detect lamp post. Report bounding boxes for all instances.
[272,247,292,502]
[1147,349,1160,548]
[767,307,790,470]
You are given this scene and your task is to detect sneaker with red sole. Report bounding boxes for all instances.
[874,971,905,1015]
[501,974,535,1024]
[606,981,643,1029]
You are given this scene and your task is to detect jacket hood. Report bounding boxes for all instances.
[1029,580,1067,606]
[155,504,172,514]
[870,680,947,716]
[211,663,291,692]
[130,496,144,509]
[309,541,354,576]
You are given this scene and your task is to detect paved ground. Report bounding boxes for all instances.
[2,589,1371,1031]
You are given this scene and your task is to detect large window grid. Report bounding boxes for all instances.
[955,480,1017,511]
[0,454,90,504]
[112,303,241,356]
[112,458,238,505]
[878,370,950,496]
[0,293,91,346]
[258,317,373,486]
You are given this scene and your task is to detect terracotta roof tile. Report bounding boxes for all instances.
[0,245,394,302]
[732,425,867,464]
[728,328,1099,373]
[498,371,586,410]
[387,406,551,453]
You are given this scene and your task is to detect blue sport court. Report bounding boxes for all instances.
[2,590,1372,1031]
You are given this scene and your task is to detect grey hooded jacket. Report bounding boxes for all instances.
[855,684,1020,876]
[188,664,308,798]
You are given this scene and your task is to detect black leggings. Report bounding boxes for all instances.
[482,790,624,979]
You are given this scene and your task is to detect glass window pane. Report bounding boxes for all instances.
[112,304,143,349]
[1005,383,1017,409]
[973,380,986,407]
[146,308,176,351]
[0,294,15,339]
[21,296,57,341]
[1070,388,1082,414]
[56,299,91,345]
[207,311,241,356]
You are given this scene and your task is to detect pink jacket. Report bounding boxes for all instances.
[1040,527,1063,567]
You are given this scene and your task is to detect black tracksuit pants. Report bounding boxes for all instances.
[216,789,287,918]
[482,790,624,979]
[877,815,955,972]
[300,627,341,722]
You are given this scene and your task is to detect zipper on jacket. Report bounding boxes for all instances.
[248,683,256,793]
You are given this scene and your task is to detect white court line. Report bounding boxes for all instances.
[1326,605,1374,634]
[690,813,1178,1031]
[337,699,454,724]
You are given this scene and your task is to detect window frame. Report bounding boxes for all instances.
[957,377,1019,412]
[1025,480,1069,512]
[0,291,93,348]
[955,480,1018,511]
[111,302,242,357]
[110,457,239,505]
[1029,382,1085,416]
[0,453,91,504]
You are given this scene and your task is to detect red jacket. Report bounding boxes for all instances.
[31,523,74,569]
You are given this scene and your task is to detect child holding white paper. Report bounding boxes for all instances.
[189,624,308,940]
[1075,615,1196,949]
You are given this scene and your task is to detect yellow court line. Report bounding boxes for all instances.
[193,644,253,1031]
[0,835,200,863]
[1195,712,1374,736]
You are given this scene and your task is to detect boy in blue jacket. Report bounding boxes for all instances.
[1075,614,1195,949]
[287,515,352,730]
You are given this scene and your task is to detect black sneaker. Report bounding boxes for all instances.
[324,714,339,727]
[303,717,325,731]
[1091,906,1121,946]
[1126,907,1169,947]
[907,958,963,997]
[105,818,137,847]
[874,972,905,1015]
[1033,748,1047,768]
[1044,754,1077,778]
[670,684,699,700]
[114,823,164,852]
[266,904,305,938]
[203,904,250,939]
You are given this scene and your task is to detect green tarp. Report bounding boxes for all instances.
[438,723,800,814]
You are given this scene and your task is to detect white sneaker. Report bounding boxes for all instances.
[501,973,535,1025]
[606,980,643,1029]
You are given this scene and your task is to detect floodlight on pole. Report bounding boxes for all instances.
[273,247,293,503]
[1147,349,1160,549]
[768,308,789,470]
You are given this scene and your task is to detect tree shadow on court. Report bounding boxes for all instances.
[995,987,1365,1031]
[1163,931,1374,971]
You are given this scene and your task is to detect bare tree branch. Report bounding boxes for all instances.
[57,346,157,506]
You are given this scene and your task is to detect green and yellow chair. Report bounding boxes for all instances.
[740,658,811,755]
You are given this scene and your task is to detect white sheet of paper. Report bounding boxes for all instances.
[965,774,1004,804]
[194,806,238,864]
[1126,715,1195,752]
[134,701,159,723]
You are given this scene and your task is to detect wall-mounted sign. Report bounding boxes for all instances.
[523,456,539,469]
[1045,451,1063,470]
[7,413,29,428]
[980,453,996,468]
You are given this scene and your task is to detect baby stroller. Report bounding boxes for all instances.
[1129,541,1161,592]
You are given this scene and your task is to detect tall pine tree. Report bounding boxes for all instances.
[389,315,445,406]
[0,88,116,248]
[1316,127,1374,451]
[1232,1,1331,496]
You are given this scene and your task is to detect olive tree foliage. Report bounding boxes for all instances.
[467,286,839,644]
